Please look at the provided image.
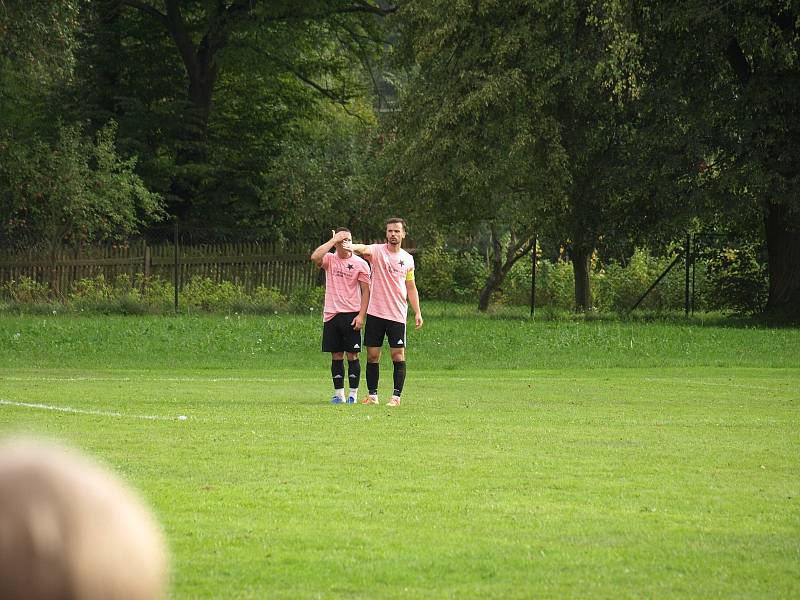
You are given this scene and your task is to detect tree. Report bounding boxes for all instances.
[0,0,82,80]
[265,104,388,242]
[385,0,640,310]
[105,0,396,224]
[635,1,800,317]
[0,122,164,252]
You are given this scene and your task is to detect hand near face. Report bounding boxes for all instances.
[332,230,351,245]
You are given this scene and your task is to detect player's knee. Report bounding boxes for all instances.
[331,352,345,360]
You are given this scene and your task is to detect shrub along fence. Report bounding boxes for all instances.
[0,240,317,298]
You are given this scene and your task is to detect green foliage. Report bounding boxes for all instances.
[705,245,768,314]
[534,260,576,310]
[181,277,249,314]
[0,272,325,316]
[287,285,326,315]
[69,273,166,315]
[264,109,386,241]
[59,1,391,234]
[247,286,290,315]
[1,276,52,303]
[417,239,489,302]
[0,0,82,80]
[416,246,727,313]
[0,121,165,246]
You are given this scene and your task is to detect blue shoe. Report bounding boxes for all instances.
[346,396,356,404]
[330,396,344,404]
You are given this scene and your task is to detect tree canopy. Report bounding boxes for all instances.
[1,0,798,317]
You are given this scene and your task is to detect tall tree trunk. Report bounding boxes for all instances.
[478,224,505,312]
[96,2,122,119]
[168,3,219,219]
[764,201,800,318]
[571,246,593,311]
[477,270,503,312]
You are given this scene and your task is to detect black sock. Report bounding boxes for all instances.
[366,362,379,395]
[393,360,406,397]
[331,359,345,390]
[347,359,360,390]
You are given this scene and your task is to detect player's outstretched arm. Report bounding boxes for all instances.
[350,243,372,259]
[310,230,349,267]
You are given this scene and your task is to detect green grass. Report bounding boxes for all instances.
[1,312,798,598]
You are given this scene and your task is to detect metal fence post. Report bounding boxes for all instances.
[173,221,179,313]
[530,235,537,318]
[684,233,691,316]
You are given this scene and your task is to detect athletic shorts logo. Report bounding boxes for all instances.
[396,339,404,345]
[354,343,360,348]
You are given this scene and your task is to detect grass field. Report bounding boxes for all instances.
[1,309,798,598]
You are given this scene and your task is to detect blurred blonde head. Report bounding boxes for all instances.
[0,438,168,600]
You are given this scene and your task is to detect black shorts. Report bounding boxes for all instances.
[363,314,407,349]
[322,312,362,353]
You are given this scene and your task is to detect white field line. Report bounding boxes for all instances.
[0,399,181,421]
[1,376,289,383]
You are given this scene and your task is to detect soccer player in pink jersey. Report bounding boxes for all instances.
[310,228,371,404]
[351,217,423,407]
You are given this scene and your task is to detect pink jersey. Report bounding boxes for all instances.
[365,244,415,323]
[321,252,370,322]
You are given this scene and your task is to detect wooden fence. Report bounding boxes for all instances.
[0,240,318,296]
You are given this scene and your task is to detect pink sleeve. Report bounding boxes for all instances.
[357,263,370,283]
[321,252,332,270]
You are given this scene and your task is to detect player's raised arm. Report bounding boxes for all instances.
[310,230,350,267]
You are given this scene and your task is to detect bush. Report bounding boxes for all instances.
[138,275,175,312]
[594,249,668,312]
[416,242,487,303]
[181,277,248,313]
[0,245,765,315]
[536,260,575,310]
[705,245,768,314]
[249,286,289,314]
[287,285,326,315]
[1,276,52,304]
[452,252,489,301]
[416,241,457,300]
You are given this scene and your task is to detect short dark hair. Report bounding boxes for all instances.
[385,217,406,231]
[334,227,350,234]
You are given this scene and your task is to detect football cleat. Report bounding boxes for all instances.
[330,396,345,404]
[362,395,379,405]
[346,396,357,404]
[387,396,401,407]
